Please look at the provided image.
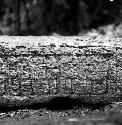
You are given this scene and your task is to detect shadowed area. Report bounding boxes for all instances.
[0,97,111,113]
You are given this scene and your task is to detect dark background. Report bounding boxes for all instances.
[0,0,121,36]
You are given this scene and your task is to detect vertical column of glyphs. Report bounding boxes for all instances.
[116,47,122,95]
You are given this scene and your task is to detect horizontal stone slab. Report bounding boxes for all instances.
[0,36,121,106]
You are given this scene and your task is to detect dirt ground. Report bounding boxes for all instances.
[0,101,122,125]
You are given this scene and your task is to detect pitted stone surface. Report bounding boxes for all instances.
[0,36,121,106]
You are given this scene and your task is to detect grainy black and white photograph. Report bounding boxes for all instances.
[0,0,122,125]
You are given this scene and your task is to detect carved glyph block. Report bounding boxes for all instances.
[0,36,121,107]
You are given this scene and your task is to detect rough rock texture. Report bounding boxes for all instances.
[0,36,121,107]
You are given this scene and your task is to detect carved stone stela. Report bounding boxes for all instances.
[0,36,121,107]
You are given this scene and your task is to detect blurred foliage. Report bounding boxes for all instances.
[0,0,121,35]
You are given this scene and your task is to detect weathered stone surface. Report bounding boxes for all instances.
[0,36,121,106]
